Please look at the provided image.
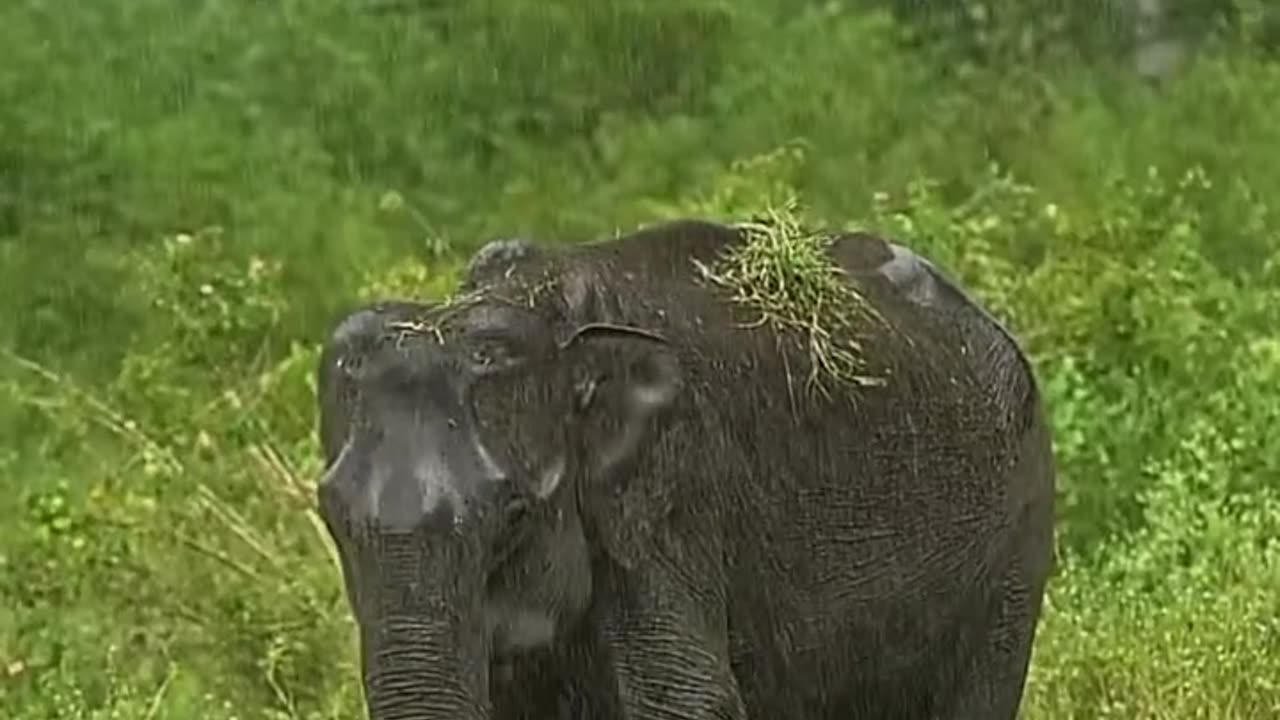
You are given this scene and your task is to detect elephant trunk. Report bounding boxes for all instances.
[362,615,490,720]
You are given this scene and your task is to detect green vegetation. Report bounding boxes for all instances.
[2,1,1279,718]
[693,197,887,394]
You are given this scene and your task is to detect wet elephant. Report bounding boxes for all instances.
[314,218,1056,719]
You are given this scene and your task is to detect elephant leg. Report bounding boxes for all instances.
[943,528,1052,720]
[599,567,747,720]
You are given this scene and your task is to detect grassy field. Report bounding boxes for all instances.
[2,1,1279,718]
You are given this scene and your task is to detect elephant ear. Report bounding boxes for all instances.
[557,322,683,568]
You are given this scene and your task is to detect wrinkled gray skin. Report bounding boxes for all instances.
[315,219,1056,720]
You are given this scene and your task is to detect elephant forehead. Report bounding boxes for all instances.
[448,301,556,347]
[362,445,467,532]
[325,413,508,535]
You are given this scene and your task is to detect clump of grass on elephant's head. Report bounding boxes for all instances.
[693,199,888,395]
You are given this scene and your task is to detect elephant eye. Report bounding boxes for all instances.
[490,493,537,567]
[502,495,530,522]
[336,353,365,379]
[468,340,520,374]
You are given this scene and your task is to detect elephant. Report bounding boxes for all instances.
[313,218,1057,719]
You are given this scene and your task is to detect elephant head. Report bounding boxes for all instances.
[314,293,680,719]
